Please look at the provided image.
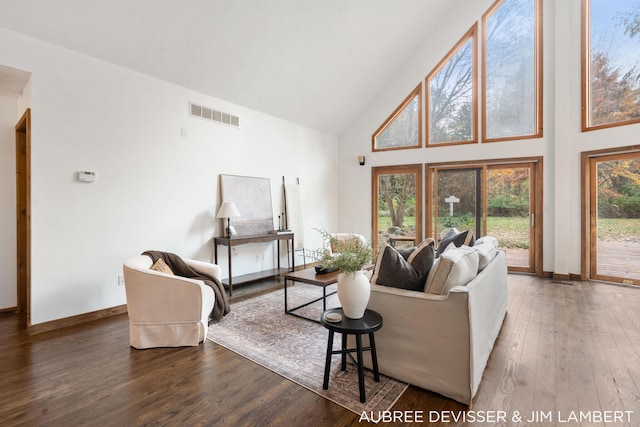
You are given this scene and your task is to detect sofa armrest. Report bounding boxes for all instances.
[184,258,222,280]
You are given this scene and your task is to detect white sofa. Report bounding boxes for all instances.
[123,254,218,349]
[358,249,508,404]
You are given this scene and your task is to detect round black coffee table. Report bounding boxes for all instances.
[320,308,383,403]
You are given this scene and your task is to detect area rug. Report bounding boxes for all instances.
[207,283,408,416]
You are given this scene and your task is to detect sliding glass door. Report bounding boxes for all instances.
[428,160,539,273]
[486,165,534,271]
[432,168,482,240]
[589,152,640,285]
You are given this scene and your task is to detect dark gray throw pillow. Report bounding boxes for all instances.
[436,229,475,257]
[371,239,435,291]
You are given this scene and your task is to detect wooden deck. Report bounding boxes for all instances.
[504,247,529,268]
[502,241,640,284]
[597,240,640,281]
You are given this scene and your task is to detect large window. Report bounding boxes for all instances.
[371,165,423,251]
[582,0,640,131]
[372,84,422,151]
[426,24,477,146]
[483,0,542,141]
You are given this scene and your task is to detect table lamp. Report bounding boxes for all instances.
[216,201,241,237]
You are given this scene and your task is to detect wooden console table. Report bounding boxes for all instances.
[214,232,294,296]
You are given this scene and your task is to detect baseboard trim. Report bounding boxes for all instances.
[28,304,128,335]
[0,306,18,315]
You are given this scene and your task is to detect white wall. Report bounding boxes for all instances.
[337,0,640,276]
[0,95,18,309]
[0,28,338,324]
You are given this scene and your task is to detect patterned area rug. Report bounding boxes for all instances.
[207,283,408,416]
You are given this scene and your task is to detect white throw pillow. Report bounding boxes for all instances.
[424,246,479,296]
[474,235,499,248]
[473,242,498,272]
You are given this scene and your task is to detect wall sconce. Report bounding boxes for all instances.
[358,155,365,166]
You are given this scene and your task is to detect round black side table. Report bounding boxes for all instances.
[320,308,383,403]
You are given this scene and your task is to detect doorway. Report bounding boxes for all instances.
[428,158,542,274]
[15,109,31,326]
[584,149,640,285]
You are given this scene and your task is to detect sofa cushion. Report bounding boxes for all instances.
[150,258,174,275]
[425,246,479,295]
[371,239,435,291]
[436,228,475,257]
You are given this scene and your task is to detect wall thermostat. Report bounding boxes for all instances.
[78,171,96,182]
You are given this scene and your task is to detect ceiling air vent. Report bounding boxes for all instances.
[189,102,240,128]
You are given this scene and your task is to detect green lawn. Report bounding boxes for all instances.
[486,216,529,248]
[377,216,416,231]
[487,217,640,246]
[377,216,640,247]
[597,218,640,242]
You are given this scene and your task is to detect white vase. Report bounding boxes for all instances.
[337,270,371,319]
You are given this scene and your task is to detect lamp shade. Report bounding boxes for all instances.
[216,201,241,218]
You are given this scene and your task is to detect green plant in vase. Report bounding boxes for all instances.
[311,229,373,273]
[312,229,373,319]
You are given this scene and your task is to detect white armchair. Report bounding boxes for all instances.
[323,233,368,256]
[123,254,218,349]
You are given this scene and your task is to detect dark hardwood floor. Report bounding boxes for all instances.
[2,275,640,426]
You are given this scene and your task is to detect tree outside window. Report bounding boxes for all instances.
[371,165,422,250]
[584,0,640,130]
[373,85,422,151]
[483,0,541,141]
[427,24,477,146]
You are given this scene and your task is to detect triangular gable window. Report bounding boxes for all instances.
[372,84,422,151]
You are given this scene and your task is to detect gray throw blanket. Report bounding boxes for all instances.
[142,250,230,322]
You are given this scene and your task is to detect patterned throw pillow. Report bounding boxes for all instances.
[370,239,435,291]
[150,258,174,275]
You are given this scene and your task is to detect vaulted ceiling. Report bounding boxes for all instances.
[0,0,458,135]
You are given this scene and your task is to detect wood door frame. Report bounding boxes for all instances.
[426,156,543,276]
[371,164,423,252]
[581,145,640,284]
[15,108,31,327]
